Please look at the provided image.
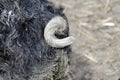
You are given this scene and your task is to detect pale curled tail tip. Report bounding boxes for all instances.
[44,16,75,48]
[69,36,75,45]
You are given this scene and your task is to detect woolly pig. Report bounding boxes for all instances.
[0,0,74,80]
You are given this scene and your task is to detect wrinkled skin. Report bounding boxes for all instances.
[0,0,71,80]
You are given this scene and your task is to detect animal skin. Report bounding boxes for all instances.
[0,0,74,80]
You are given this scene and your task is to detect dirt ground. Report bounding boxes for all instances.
[49,0,120,80]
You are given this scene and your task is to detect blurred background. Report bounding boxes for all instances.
[49,0,120,80]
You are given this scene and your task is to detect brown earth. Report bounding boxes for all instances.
[49,0,120,80]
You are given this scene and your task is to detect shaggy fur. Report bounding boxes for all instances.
[0,0,71,80]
